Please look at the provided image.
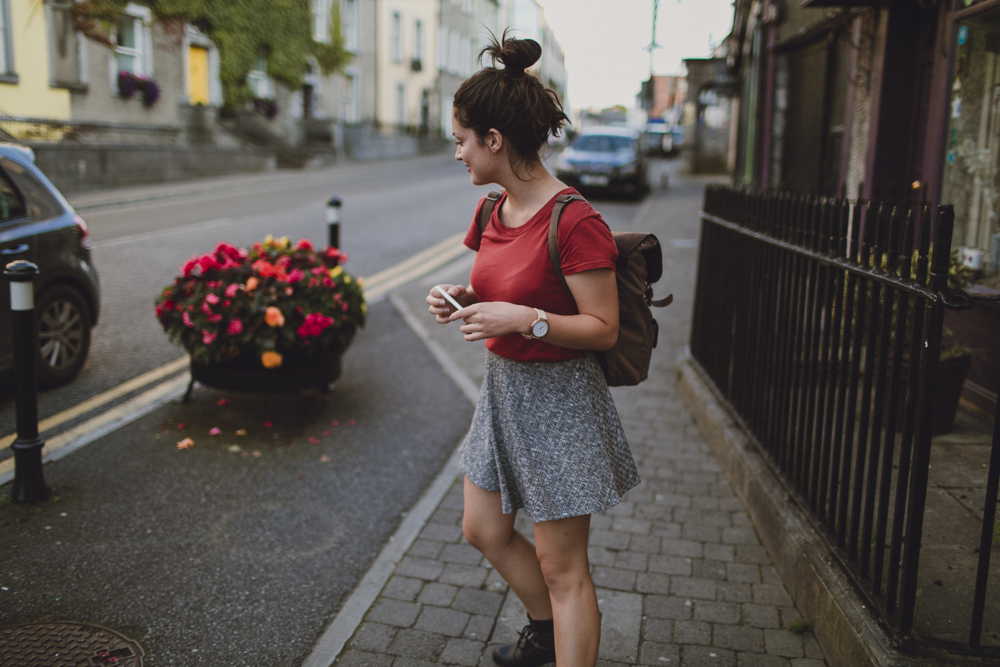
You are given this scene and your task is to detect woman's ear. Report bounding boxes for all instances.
[486,129,503,154]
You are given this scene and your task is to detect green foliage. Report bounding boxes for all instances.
[786,619,813,635]
[74,0,348,108]
[313,3,352,75]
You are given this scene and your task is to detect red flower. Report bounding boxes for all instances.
[163,300,174,310]
[197,254,221,273]
[227,319,243,335]
[225,283,239,297]
[288,269,306,283]
[202,330,217,345]
[181,257,199,276]
[296,238,314,251]
[297,312,334,338]
[183,311,195,328]
[205,293,220,305]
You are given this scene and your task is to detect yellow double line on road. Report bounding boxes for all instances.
[0,233,470,472]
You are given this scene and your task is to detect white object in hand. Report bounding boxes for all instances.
[434,285,463,311]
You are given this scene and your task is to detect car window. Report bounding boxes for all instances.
[0,169,27,223]
[572,135,634,152]
[0,157,63,222]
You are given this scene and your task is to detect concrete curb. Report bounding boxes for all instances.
[675,351,943,667]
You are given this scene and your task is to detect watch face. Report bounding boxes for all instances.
[532,320,549,338]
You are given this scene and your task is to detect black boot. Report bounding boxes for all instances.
[492,615,556,667]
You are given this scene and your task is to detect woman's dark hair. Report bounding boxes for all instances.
[453,30,568,178]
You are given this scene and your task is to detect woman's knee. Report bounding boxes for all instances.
[536,549,591,596]
[462,515,515,553]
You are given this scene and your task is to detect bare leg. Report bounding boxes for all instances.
[534,514,599,667]
[462,478,553,621]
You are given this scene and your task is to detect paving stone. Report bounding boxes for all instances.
[367,599,421,628]
[614,517,653,534]
[736,543,771,565]
[415,606,470,637]
[408,539,446,559]
[462,614,494,640]
[590,546,620,567]
[645,594,693,620]
[731,513,753,530]
[396,557,445,581]
[742,604,781,628]
[682,524,722,543]
[484,568,508,593]
[649,554,692,576]
[642,616,674,643]
[392,658,441,667]
[760,567,784,586]
[431,508,464,526]
[597,589,643,663]
[654,492,692,508]
[615,551,650,571]
[672,576,717,600]
[680,645,736,667]
[738,654,791,667]
[636,504,674,521]
[439,563,489,587]
[439,492,465,511]
[722,527,759,545]
[651,521,683,539]
[452,587,504,616]
[592,528,632,549]
[727,563,762,584]
[382,576,424,602]
[593,565,638,591]
[802,636,824,660]
[712,624,764,652]
[349,622,398,652]
[692,559,728,581]
[440,543,484,565]
[779,607,801,628]
[753,584,793,607]
[674,620,712,645]
[790,659,826,667]
[763,629,804,658]
[418,582,458,606]
[336,649,394,667]
[716,582,753,603]
[703,543,735,562]
[693,600,740,624]
[691,496,721,511]
[591,513,613,529]
[639,641,681,665]
[607,500,636,516]
[661,539,703,558]
[387,628,448,660]
[420,522,464,543]
[636,572,672,595]
[440,638,487,666]
[629,535,663,554]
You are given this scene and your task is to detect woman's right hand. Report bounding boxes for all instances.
[427,284,471,323]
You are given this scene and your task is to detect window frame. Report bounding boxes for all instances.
[247,54,274,100]
[47,0,86,90]
[391,11,402,63]
[110,2,152,94]
[414,19,422,65]
[0,0,15,83]
[312,0,331,44]
[342,0,359,53]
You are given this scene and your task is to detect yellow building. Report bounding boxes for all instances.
[375,0,438,133]
[0,0,72,120]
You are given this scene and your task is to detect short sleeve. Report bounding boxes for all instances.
[558,212,617,276]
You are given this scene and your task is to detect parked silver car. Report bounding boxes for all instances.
[554,126,649,199]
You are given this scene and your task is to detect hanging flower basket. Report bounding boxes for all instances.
[117,70,161,108]
[156,236,366,396]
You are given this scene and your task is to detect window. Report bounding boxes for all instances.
[312,0,331,43]
[396,82,405,128]
[49,1,83,88]
[116,14,144,75]
[449,30,460,75]
[414,20,422,64]
[342,0,359,52]
[247,55,273,99]
[0,170,26,223]
[0,158,62,223]
[438,24,447,71]
[460,36,471,77]
[391,12,402,63]
[341,72,357,123]
[0,0,14,80]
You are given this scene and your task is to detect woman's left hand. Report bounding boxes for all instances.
[450,301,533,341]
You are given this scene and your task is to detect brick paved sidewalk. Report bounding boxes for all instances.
[332,176,830,667]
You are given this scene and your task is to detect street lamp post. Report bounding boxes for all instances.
[5,260,50,504]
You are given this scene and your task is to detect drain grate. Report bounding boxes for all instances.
[0,622,144,667]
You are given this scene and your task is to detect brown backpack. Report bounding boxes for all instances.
[477,191,672,386]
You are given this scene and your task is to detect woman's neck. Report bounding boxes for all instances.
[497,162,568,229]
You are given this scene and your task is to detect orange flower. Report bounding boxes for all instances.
[261,351,283,368]
[265,306,285,327]
[245,276,259,291]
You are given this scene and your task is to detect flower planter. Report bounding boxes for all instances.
[185,339,351,401]
[885,352,972,435]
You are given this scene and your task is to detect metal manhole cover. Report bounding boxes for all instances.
[0,622,144,667]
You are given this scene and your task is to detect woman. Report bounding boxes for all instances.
[426,33,640,667]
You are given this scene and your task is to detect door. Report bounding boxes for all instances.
[188,46,209,105]
[0,167,33,365]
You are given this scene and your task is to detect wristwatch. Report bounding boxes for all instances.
[523,308,549,340]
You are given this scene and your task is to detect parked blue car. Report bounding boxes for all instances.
[554,126,649,199]
[0,143,100,388]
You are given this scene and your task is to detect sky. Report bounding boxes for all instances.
[537,0,735,112]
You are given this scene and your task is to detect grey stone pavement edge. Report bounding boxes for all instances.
[316,172,831,667]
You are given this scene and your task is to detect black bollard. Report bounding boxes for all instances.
[5,260,50,504]
[327,196,342,250]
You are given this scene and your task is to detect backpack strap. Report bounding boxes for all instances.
[547,193,584,296]
[477,190,503,235]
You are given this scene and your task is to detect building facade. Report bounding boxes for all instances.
[437,0,500,137]
[0,0,72,121]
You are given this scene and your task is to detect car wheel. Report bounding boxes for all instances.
[35,285,92,388]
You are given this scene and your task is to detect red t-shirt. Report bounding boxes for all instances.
[463,188,617,362]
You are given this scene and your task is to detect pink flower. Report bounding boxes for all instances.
[209,427,222,436]
[288,269,306,283]
[227,319,243,335]
[181,257,199,276]
[296,238,314,251]
[202,330,217,345]
[311,267,326,276]
[183,311,195,327]
[297,312,335,338]
[205,293,220,305]
[197,254,221,273]
[225,283,239,297]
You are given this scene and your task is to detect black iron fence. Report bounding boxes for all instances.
[690,185,1000,656]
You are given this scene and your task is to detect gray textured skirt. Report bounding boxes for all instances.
[459,350,640,522]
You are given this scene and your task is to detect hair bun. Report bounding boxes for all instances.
[494,37,541,77]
